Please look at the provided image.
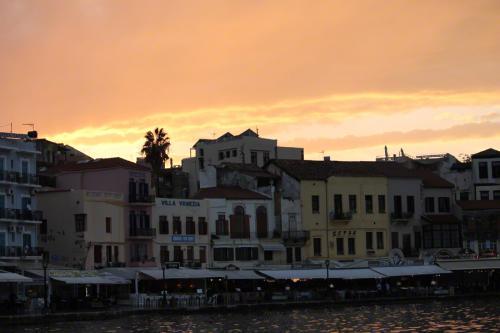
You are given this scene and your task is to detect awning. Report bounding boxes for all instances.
[437,259,500,271]
[140,268,224,280]
[370,265,451,277]
[99,267,145,280]
[26,269,129,285]
[331,269,385,280]
[0,271,32,283]
[261,243,286,252]
[217,270,264,280]
[258,269,327,280]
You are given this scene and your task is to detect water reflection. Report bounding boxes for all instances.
[7,298,500,332]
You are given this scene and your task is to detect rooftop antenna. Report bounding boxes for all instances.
[320,150,325,157]
[256,127,259,136]
[0,123,12,133]
[22,123,35,131]
[384,146,389,161]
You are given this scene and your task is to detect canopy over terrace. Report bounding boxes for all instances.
[26,269,129,285]
[140,268,225,280]
[437,259,500,271]
[370,265,451,277]
[0,270,32,283]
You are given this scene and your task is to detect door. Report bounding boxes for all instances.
[0,233,5,256]
[23,233,32,254]
[402,234,412,256]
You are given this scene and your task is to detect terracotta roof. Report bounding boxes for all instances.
[217,163,276,179]
[48,157,150,173]
[411,169,454,188]
[422,214,461,224]
[193,129,260,147]
[268,159,420,181]
[472,148,500,159]
[457,200,500,211]
[191,187,270,200]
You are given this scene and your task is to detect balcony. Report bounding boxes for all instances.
[0,246,43,258]
[0,171,39,186]
[282,230,310,244]
[390,212,414,224]
[129,228,156,238]
[0,208,43,222]
[329,211,353,223]
[128,194,155,204]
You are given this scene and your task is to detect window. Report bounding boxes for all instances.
[198,217,208,235]
[494,191,500,200]
[75,214,86,232]
[199,246,206,263]
[40,219,47,235]
[174,246,183,262]
[493,161,500,178]
[312,195,320,214]
[94,245,102,264]
[216,214,228,235]
[478,162,489,179]
[460,191,469,201]
[185,217,196,235]
[407,196,415,214]
[438,197,450,213]
[414,231,422,250]
[423,224,460,249]
[313,237,322,256]
[366,232,373,250]
[424,197,435,213]
[264,250,273,261]
[106,245,112,263]
[336,238,344,255]
[235,247,259,261]
[198,158,204,170]
[218,151,224,160]
[256,206,268,238]
[376,232,384,250]
[365,195,373,214]
[334,194,343,215]
[480,191,490,200]
[159,216,169,234]
[263,151,270,164]
[286,248,293,264]
[105,217,112,233]
[187,246,194,261]
[294,247,302,262]
[214,247,234,261]
[378,195,386,213]
[232,149,237,157]
[114,246,119,262]
[348,238,355,255]
[173,216,182,234]
[230,206,250,239]
[160,246,169,263]
[391,232,399,249]
[349,195,357,213]
[199,148,204,157]
[250,151,258,164]
[225,151,230,158]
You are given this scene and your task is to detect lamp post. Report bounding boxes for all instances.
[325,259,330,297]
[42,251,49,311]
[161,262,166,307]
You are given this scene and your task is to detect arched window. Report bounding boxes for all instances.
[234,206,245,216]
[230,205,249,239]
[256,206,268,238]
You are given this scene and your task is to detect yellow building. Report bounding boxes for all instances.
[268,160,416,261]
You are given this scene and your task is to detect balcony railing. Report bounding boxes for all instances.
[211,231,280,240]
[129,228,156,237]
[0,171,38,185]
[128,194,155,203]
[282,230,310,244]
[391,212,414,222]
[329,211,353,222]
[0,246,43,257]
[0,208,43,221]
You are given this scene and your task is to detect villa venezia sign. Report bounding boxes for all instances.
[171,235,195,243]
[161,200,200,207]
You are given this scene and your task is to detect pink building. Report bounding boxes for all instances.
[51,158,156,267]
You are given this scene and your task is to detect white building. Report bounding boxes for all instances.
[152,198,210,268]
[471,148,500,200]
[192,187,286,268]
[0,132,42,264]
[182,129,303,195]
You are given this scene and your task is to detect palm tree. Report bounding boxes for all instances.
[141,128,170,195]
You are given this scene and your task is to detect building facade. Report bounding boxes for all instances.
[471,148,500,200]
[0,132,42,264]
[153,198,210,267]
[37,189,126,269]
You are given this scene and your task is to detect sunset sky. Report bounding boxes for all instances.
[1,1,500,164]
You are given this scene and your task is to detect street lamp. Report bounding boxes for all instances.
[42,251,49,311]
[161,262,166,307]
[325,259,330,297]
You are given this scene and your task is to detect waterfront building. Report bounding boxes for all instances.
[182,129,303,195]
[456,200,500,255]
[192,186,286,268]
[0,132,43,264]
[471,148,500,200]
[37,189,126,269]
[43,158,156,267]
[152,197,210,267]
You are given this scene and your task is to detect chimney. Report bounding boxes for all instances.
[324,156,331,161]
